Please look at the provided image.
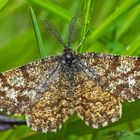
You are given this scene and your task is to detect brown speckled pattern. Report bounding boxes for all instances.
[74,70,121,128]
[0,51,140,132]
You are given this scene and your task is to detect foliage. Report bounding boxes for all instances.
[0,0,140,139]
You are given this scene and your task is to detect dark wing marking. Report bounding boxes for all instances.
[78,52,140,102]
[0,56,59,115]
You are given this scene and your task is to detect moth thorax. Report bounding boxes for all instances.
[65,53,74,67]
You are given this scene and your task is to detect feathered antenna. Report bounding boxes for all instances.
[42,20,67,48]
[67,13,82,48]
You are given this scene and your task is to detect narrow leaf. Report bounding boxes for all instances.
[29,6,46,58]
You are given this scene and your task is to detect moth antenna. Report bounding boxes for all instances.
[42,20,67,48]
[68,13,82,48]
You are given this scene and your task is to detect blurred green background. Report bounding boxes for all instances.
[0,0,140,140]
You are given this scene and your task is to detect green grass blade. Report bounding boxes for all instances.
[82,0,92,36]
[88,0,140,44]
[30,0,71,21]
[0,0,10,10]
[29,6,46,58]
[126,35,140,55]
[79,0,95,52]
[0,0,25,21]
[116,4,140,40]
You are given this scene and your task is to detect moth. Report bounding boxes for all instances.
[0,14,140,133]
